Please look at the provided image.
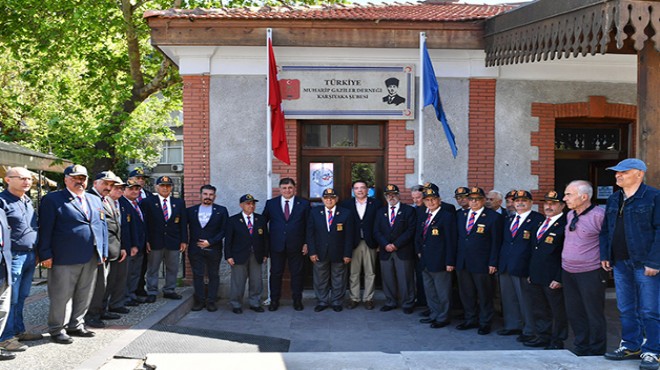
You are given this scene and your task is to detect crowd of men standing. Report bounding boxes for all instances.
[0,158,655,370]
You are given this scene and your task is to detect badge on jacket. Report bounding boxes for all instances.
[431,228,439,236]
[258,228,264,235]
[174,216,180,224]
[336,223,343,231]
[476,224,485,234]
[523,230,531,239]
[127,215,131,223]
[544,236,554,244]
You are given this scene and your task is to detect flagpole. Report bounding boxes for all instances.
[417,32,425,185]
[266,28,273,199]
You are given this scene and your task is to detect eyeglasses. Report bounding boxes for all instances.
[467,198,484,202]
[8,176,32,182]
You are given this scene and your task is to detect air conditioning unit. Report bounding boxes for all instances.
[171,164,184,172]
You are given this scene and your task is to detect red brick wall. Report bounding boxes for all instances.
[181,75,211,283]
[272,119,298,194]
[530,95,637,201]
[387,120,416,204]
[468,79,496,191]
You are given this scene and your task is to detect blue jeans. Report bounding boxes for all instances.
[0,250,36,341]
[614,259,660,354]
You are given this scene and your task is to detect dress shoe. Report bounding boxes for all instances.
[232,307,243,314]
[109,306,130,314]
[456,322,479,330]
[85,318,106,329]
[380,305,396,312]
[419,318,434,324]
[478,325,491,335]
[206,302,218,312]
[402,307,414,314]
[163,292,182,300]
[50,333,73,345]
[101,312,120,320]
[544,341,563,350]
[365,301,375,310]
[293,300,304,311]
[497,329,522,336]
[0,338,27,352]
[516,334,535,343]
[0,349,15,360]
[191,301,205,311]
[314,305,328,312]
[146,295,157,303]
[419,309,431,317]
[125,299,139,307]
[66,328,95,338]
[16,332,43,341]
[268,302,279,312]
[346,301,359,309]
[430,320,450,329]
[249,306,264,313]
[134,296,147,303]
[332,305,343,312]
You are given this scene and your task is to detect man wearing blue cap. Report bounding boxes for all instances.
[600,158,659,370]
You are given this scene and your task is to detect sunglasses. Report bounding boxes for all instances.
[569,215,579,231]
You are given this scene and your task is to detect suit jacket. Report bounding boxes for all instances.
[383,94,405,105]
[307,205,354,263]
[263,196,310,253]
[340,197,382,249]
[0,209,12,281]
[415,208,457,272]
[142,196,188,250]
[37,189,108,265]
[88,190,122,260]
[119,196,142,253]
[374,203,417,261]
[499,211,545,277]
[455,208,504,274]
[224,212,268,265]
[529,214,567,285]
[187,203,229,256]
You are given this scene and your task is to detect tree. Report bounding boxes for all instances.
[0,0,340,174]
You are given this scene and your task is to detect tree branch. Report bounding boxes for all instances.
[121,0,145,88]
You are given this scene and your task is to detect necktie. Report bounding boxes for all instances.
[162,198,169,221]
[327,209,333,230]
[423,212,433,236]
[284,200,290,221]
[537,217,551,240]
[114,200,121,220]
[247,215,253,235]
[77,196,89,219]
[466,211,477,233]
[137,193,143,203]
[390,206,396,226]
[132,200,143,221]
[511,215,521,237]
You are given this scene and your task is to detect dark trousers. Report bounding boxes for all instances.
[562,268,607,356]
[528,283,568,345]
[188,248,221,303]
[136,251,149,296]
[414,257,427,306]
[86,263,108,318]
[269,248,304,302]
[456,270,495,326]
[104,257,129,309]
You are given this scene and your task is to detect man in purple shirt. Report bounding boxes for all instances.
[562,180,607,356]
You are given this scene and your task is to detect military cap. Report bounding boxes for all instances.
[455,187,470,197]
[156,176,173,185]
[125,179,142,188]
[543,190,563,202]
[111,175,126,186]
[423,187,440,199]
[129,168,146,178]
[513,190,533,200]
[95,170,118,182]
[239,193,258,203]
[505,190,517,199]
[467,187,486,197]
[423,182,440,193]
[64,164,88,177]
[322,188,338,198]
[384,184,400,194]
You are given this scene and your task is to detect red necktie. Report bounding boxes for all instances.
[327,209,333,230]
[511,215,520,237]
[423,212,433,236]
[284,200,290,221]
[537,217,551,240]
[247,215,253,235]
[77,196,89,219]
[132,200,143,221]
[162,198,169,221]
[390,206,396,226]
[466,211,477,233]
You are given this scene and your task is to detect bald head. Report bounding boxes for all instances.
[4,167,33,197]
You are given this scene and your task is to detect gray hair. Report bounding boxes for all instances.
[411,185,424,193]
[568,180,593,199]
[487,190,503,200]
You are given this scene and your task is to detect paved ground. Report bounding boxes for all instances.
[2,280,640,370]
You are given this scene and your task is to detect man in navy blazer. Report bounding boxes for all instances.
[263,178,310,312]
[0,204,15,359]
[455,187,503,335]
[498,190,545,342]
[526,191,568,349]
[416,187,457,329]
[224,194,269,314]
[186,184,228,312]
[341,180,382,310]
[308,188,354,312]
[38,164,108,344]
[142,176,188,303]
[374,184,417,313]
[121,179,147,307]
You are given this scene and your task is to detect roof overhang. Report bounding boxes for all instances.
[0,141,72,172]
[484,0,660,66]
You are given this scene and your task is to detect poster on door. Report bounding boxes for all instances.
[310,163,334,198]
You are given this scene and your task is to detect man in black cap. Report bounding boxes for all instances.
[525,190,568,350]
[382,77,406,106]
[307,188,354,312]
[120,179,147,307]
[455,187,503,335]
[224,194,268,314]
[374,184,417,313]
[142,176,188,303]
[127,168,152,298]
[455,187,470,211]
[128,168,153,203]
[505,190,517,216]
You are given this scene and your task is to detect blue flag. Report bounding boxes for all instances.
[422,42,458,158]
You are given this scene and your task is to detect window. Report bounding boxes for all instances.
[303,124,382,149]
[160,140,183,164]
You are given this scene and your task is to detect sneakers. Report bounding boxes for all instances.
[640,353,659,370]
[605,346,642,361]
[0,338,27,352]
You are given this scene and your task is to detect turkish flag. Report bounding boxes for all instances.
[268,39,290,165]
